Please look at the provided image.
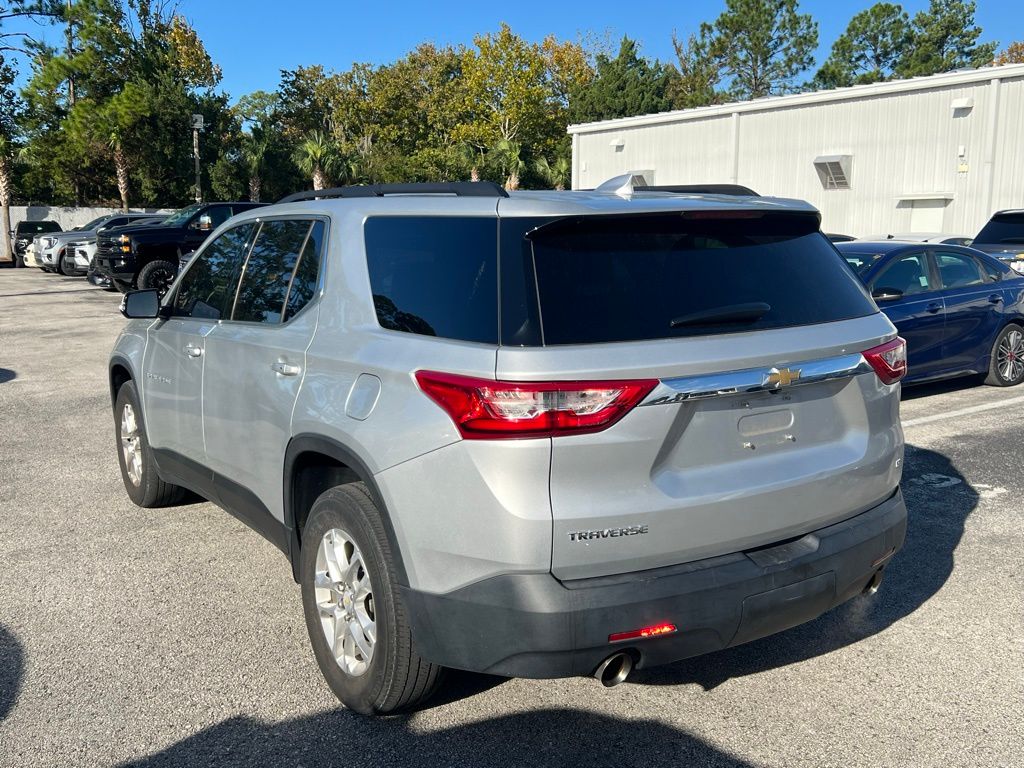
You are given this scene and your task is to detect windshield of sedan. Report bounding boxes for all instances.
[81,215,113,230]
[159,203,203,228]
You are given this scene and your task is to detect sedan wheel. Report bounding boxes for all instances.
[986,324,1024,387]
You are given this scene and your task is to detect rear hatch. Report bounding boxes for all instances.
[495,209,904,580]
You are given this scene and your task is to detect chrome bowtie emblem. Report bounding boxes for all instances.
[763,367,802,388]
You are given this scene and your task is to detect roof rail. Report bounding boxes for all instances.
[638,183,760,197]
[277,181,508,204]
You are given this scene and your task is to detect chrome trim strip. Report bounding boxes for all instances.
[640,353,872,406]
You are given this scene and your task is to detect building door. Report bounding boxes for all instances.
[909,199,946,233]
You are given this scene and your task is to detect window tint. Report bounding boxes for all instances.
[980,257,1005,281]
[173,223,255,319]
[935,251,984,289]
[206,206,233,229]
[233,220,313,323]
[522,213,875,345]
[285,220,324,321]
[975,213,1024,244]
[365,216,498,344]
[872,253,932,295]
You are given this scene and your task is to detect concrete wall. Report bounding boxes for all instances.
[570,65,1024,238]
[9,205,174,232]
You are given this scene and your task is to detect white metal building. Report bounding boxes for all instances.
[569,64,1024,238]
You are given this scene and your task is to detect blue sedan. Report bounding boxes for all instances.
[836,241,1024,386]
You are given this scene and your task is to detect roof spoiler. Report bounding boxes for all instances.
[277,181,508,204]
[591,173,758,197]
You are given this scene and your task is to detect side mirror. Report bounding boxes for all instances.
[120,289,161,319]
[198,214,213,231]
[871,287,905,302]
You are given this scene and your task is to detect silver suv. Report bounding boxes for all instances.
[110,180,909,714]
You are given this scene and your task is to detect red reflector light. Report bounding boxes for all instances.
[863,337,907,385]
[608,623,677,643]
[415,371,657,439]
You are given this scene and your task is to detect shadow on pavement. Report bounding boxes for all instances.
[901,375,985,400]
[632,445,975,690]
[0,368,15,384]
[118,707,756,768]
[0,624,24,722]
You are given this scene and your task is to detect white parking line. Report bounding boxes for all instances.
[902,394,1024,428]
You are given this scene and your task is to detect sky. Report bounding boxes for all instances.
[7,0,1022,100]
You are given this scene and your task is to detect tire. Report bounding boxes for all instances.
[113,381,187,507]
[985,324,1024,386]
[54,250,68,276]
[137,259,177,295]
[299,484,443,715]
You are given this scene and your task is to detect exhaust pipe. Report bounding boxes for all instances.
[863,569,884,596]
[594,652,634,688]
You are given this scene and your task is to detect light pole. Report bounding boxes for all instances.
[191,114,204,203]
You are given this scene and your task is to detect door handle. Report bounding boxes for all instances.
[271,361,301,377]
[184,343,203,358]
[926,302,942,314]
[988,293,1003,304]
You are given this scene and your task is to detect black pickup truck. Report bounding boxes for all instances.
[93,201,266,292]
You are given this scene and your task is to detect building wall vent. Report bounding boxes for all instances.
[814,155,852,190]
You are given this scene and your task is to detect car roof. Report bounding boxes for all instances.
[248,188,819,222]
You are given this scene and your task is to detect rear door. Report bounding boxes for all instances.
[202,217,326,534]
[142,222,256,470]
[933,249,1003,372]
[868,250,946,378]
[496,212,902,581]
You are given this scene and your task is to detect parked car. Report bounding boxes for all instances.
[94,201,267,293]
[837,241,1024,386]
[112,180,908,714]
[970,210,1024,273]
[10,220,61,267]
[61,213,167,276]
[859,232,973,246]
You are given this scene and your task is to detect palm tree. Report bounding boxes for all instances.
[491,139,527,190]
[108,133,131,211]
[455,142,483,182]
[0,136,13,264]
[294,131,340,190]
[241,126,271,202]
[534,155,571,191]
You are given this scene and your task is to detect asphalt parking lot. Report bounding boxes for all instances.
[0,268,1021,768]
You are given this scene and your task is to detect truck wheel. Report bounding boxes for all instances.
[299,483,443,715]
[985,324,1024,387]
[114,381,187,507]
[137,259,177,295]
[55,250,68,275]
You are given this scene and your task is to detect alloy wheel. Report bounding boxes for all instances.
[149,268,175,297]
[997,329,1024,383]
[314,528,377,677]
[120,403,143,487]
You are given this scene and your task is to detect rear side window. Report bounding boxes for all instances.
[517,212,876,345]
[233,220,314,323]
[365,216,498,344]
[173,223,255,319]
[935,251,985,288]
[285,221,324,321]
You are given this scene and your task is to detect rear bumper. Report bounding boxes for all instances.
[402,488,907,678]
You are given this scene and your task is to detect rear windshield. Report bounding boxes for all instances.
[515,212,876,345]
[976,213,1024,244]
[19,221,60,234]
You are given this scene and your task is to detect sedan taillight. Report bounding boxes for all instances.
[415,371,657,439]
[863,337,907,385]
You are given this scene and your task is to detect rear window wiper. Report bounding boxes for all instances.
[670,302,771,328]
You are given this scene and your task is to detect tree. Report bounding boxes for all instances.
[813,3,910,89]
[993,41,1024,66]
[569,37,674,123]
[489,138,527,190]
[713,0,818,99]
[669,23,724,108]
[294,130,341,190]
[897,0,995,77]
[534,154,570,191]
[0,55,17,261]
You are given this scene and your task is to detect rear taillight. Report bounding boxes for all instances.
[863,337,907,385]
[415,371,657,439]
